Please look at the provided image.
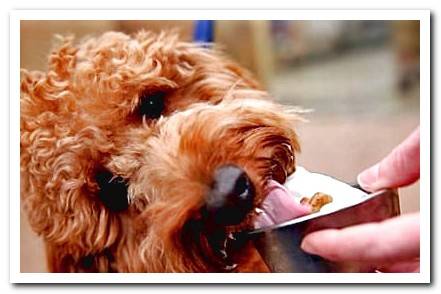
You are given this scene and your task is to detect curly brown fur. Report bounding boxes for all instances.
[20,30,302,272]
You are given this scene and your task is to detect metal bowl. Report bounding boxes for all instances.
[248,188,400,272]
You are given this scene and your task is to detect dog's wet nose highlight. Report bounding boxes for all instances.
[203,165,255,226]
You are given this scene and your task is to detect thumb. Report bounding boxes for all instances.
[357,127,420,192]
[300,213,420,264]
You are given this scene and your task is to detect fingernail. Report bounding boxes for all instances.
[357,163,380,192]
[300,238,317,254]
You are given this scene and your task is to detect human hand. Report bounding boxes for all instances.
[300,127,420,272]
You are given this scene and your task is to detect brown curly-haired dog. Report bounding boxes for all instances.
[20,30,303,272]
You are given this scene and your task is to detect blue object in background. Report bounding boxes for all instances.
[193,20,215,44]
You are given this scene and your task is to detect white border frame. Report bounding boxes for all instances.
[10,10,431,283]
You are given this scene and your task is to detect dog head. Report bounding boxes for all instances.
[20,31,302,272]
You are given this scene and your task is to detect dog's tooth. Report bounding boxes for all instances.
[255,207,264,214]
[227,232,236,241]
[219,250,227,259]
[224,264,238,271]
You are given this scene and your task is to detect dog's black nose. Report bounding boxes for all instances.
[204,165,255,226]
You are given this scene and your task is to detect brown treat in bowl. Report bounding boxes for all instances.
[301,192,333,213]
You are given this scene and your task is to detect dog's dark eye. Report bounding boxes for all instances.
[138,91,166,119]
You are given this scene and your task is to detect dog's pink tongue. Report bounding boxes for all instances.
[254,180,311,229]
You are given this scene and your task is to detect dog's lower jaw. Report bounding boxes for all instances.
[180,218,269,272]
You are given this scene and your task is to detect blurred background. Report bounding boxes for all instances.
[20,20,420,272]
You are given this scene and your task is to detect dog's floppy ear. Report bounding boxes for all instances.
[20,35,119,271]
[20,35,78,117]
[48,35,78,80]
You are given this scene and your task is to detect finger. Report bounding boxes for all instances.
[300,213,419,263]
[358,127,420,192]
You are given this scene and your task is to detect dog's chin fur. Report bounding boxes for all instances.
[20,30,302,272]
